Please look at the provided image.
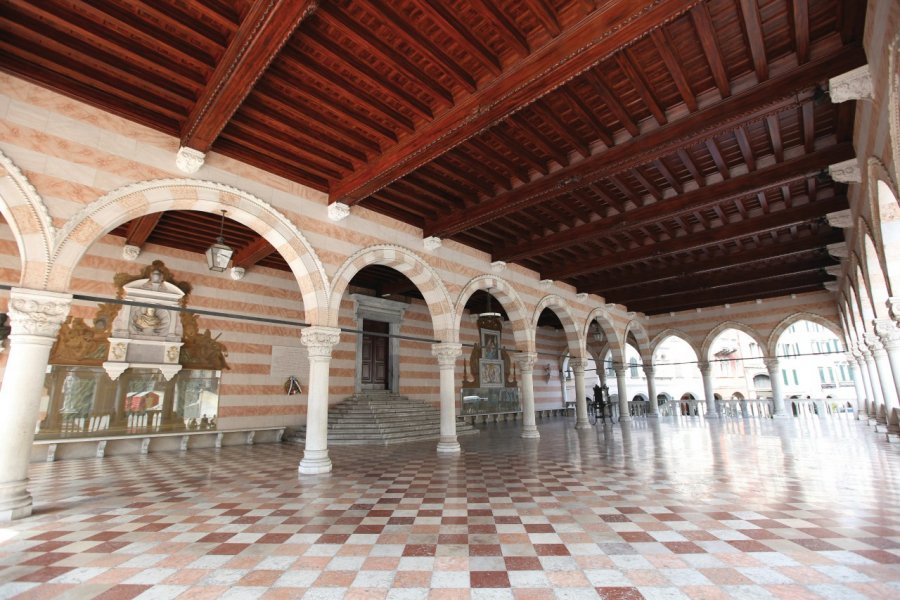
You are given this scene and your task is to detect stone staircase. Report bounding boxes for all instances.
[289,391,479,446]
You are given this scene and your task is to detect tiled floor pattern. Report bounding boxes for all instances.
[1,415,899,599]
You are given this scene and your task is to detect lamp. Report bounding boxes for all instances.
[206,210,233,272]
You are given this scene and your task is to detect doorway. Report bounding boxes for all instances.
[360,319,389,389]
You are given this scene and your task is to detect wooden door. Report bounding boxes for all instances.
[361,320,389,389]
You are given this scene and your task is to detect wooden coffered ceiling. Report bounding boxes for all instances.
[0,0,866,315]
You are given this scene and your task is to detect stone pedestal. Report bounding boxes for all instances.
[432,343,462,454]
[299,327,340,475]
[515,353,539,438]
[0,288,71,520]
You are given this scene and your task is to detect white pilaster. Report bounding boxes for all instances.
[432,343,462,454]
[763,357,788,418]
[615,367,630,422]
[698,361,719,418]
[644,366,659,417]
[514,352,540,438]
[570,358,590,429]
[0,288,72,520]
[298,326,341,475]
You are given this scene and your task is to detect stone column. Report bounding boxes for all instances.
[763,357,788,418]
[861,348,884,421]
[874,319,900,400]
[698,361,718,418]
[0,288,72,520]
[432,343,462,454]
[514,352,540,438]
[848,351,868,418]
[298,326,341,475]
[571,358,590,429]
[865,333,898,420]
[615,366,630,422]
[644,366,659,417]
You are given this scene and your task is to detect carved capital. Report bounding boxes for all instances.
[828,64,872,103]
[697,360,712,375]
[431,342,462,367]
[825,208,853,228]
[569,358,588,373]
[539,279,553,289]
[874,319,900,349]
[300,326,341,358]
[828,159,861,184]
[513,352,538,373]
[763,357,780,372]
[643,365,655,377]
[864,332,885,354]
[7,288,72,338]
[576,292,588,301]
[327,202,350,221]
[122,244,141,261]
[888,297,900,323]
[230,266,246,281]
[490,260,506,273]
[423,236,442,251]
[175,147,205,174]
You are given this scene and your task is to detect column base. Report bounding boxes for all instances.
[574,419,591,430]
[772,412,791,420]
[436,438,461,454]
[521,427,540,439]
[0,480,32,521]
[647,413,659,419]
[618,415,633,423]
[706,412,720,419]
[298,450,332,475]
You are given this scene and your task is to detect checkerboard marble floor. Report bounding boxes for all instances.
[1,414,899,599]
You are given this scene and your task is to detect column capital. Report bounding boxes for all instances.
[300,326,341,358]
[888,297,900,323]
[568,357,588,373]
[864,332,885,354]
[828,64,872,103]
[431,342,462,366]
[7,288,72,338]
[697,360,712,375]
[873,318,900,349]
[763,357,780,372]
[613,365,627,378]
[513,352,537,372]
[642,365,655,377]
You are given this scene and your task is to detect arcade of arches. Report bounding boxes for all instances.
[0,0,898,535]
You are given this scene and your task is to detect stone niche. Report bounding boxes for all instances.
[103,268,185,381]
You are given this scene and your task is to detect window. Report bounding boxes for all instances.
[606,359,614,376]
[782,369,789,385]
[827,367,834,383]
[792,370,799,385]
[818,367,826,383]
[629,358,638,378]
[839,364,847,381]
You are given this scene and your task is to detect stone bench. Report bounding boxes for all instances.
[31,427,286,463]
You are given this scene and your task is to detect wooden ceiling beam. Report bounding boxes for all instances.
[734,126,756,172]
[653,158,683,194]
[793,0,810,64]
[705,138,731,180]
[533,102,590,158]
[586,70,639,137]
[588,183,628,215]
[801,100,816,154]
[766,114,784,162]
[677,148,705,187]
[739,0,769,82]
[544,194,847,280]
[470,0,530,56]
[630,167,663,202]
[180,0,317,152]
[510,113,570,166]
[423,43,866,238]
[612,255,834,305]
[523,0,561,37]
[319,3,453,105]
[650,28,697,111]
[403,172,468,210]
[615,50,667,126]
[125,213,163,247]
[331,0,701,204]
[561,87,615,147]
[488,128,549,176]
[304,29,434,120]
[448,149,512,191]
[215,138,328,190]
[469,139,530,183]
[368,1,476,92]
[219,127,343,180]
[423,0,502,76]
[232,235,276,269]
[225,116,354,172]
[577,232,841,293]
[690,3,730,98]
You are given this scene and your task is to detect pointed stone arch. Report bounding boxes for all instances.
[0,150,54,288]
[868,158,900,295]
[623,319,650,362]
[650,328,700,362]
[47,179,330,323]
[532,294,583,357]
[330,245,454,341]
[700,320,766,361]
[583,307,623,363]
[454,274,530,350]
[862,231,891,320]
[766,312,843,358]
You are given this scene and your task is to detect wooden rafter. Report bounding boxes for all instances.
[739,0,768,82]
[125,213,163,247]
[180,0,317,152]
